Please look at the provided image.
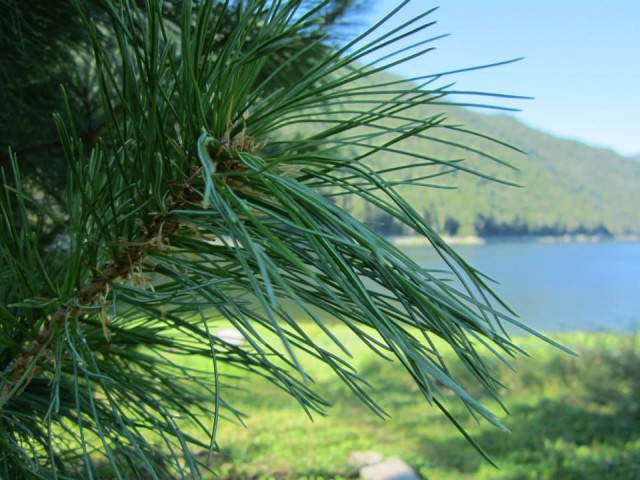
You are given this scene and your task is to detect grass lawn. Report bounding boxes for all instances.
[174,325,640,479]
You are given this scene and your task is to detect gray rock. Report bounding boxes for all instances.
[360,457,418,480]
[348,451,383,469]
[215,328,245,346]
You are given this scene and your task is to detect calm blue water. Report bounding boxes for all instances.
[402,241,640,333]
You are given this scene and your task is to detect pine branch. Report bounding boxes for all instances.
[0,126,263,403]
[0,1,567,477]
[1,201,175,403]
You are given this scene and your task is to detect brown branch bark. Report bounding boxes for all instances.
[0,207,182,403]
[0,129,256,404]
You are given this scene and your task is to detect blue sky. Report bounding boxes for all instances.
[356,0,640,156]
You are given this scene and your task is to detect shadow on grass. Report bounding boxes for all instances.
[418,399,639,475]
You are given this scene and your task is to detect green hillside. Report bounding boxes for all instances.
[330,75,640,237]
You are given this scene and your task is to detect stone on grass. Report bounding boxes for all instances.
[215,328,245,346]
[359,457,418,480]
[348,451,383,469]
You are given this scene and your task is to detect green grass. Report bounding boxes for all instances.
[176,327,640,479]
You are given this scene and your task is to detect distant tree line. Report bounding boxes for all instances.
[472,214,614,238]
[364,210,614,238]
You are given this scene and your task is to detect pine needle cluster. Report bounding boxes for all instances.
[0,1,564,477]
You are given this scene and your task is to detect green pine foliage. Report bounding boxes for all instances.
[0,1,565,478]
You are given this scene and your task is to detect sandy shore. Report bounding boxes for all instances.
[390,233,640,247]
[390,235,485,246]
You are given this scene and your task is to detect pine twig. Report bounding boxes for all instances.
[0,199,182,404]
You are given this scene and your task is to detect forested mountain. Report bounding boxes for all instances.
[336,74,640,237]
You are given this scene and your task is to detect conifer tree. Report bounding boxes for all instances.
[0,1,564,477]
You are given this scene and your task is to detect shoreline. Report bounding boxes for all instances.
[390,233,640,247]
